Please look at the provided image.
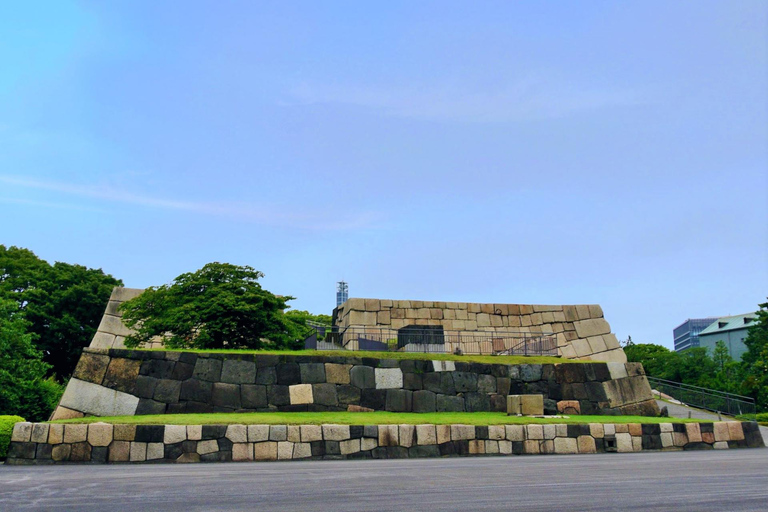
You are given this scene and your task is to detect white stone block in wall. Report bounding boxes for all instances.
[11,423,32,443]
[606,362,628,380]
[164,425,187,444]
[432,361,455,372]
[147,443,164,460]
[226,425,247,443]
[248,425,269,442]
[59,378,140,417]
[375,368,403,389]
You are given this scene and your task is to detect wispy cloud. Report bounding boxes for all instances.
[285,76,653,123]
[0,175,383,231]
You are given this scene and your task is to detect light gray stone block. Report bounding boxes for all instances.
[147,443,164,460]
[11,422,32,443]
[607,362,628,380]
[269,425,287,441]
[248,425,269,442]
[375,368,403,389]
[97,314,134,337]
[59,378,139,417]
[87,423,113,447]
[300,425,322,442]
[164,425,187,444]
[322,424,350,441]
[30,423,49,443]
[432,361,456,372]
[226,425,248,443]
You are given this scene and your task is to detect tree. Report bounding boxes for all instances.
[120,262,304,350]
[0,299,63,422]
[742,299,768,410]
[624,343,676,379]
[0,245,122,378]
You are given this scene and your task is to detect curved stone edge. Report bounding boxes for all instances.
[5,421,763,464]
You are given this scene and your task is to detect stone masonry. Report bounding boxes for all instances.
[6,420,763,465]
[333,298,626,362]
[50,350,659,420]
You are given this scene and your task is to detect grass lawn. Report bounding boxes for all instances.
[140,348,578,366]
[50,411,709,426]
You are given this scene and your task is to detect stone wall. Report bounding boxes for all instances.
[6,420,764,464]
[333,299,626,362]
[89,287,163,350]
[50,350,659,420]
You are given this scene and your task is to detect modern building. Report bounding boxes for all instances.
[336,281,348,307]
[698,313,757,361]
[673,318,717,352]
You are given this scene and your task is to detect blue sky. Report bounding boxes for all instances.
[1,1,766,349]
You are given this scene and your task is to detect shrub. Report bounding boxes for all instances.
[0,415,25,459]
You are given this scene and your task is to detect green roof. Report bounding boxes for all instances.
[699,313,757,336]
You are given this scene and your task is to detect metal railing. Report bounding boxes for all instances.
[304,327,558,356]
[647,376,756,417]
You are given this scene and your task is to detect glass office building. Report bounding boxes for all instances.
[673,318,717,352]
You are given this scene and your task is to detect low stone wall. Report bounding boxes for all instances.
[333,298,626,362]
[6,421,763,464]
[50,350,659,420]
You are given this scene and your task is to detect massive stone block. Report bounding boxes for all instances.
[59,378,139,417]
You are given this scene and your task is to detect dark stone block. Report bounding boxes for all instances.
[313,383,339,406]
[167,403,186,414]
[543,399,557,415]
[438,442,456,456]
[642,424,661,436]
[70,442,92,462]
[403,373,423,390]
[276,363,301,385]
[379,359,399,368]
[311,441,325,457]
[149,351,166,359]
[201,451,232,463]
[268,385,290,406]
[73,352,110,384]
[186,401,214,413]
[282,404,309,412]
[541,365,555,381]
[412,390,437,413]
[570,383,588,400]
[547,380,562,401]
[699,423,714,434]
[179,352,198,365]
[454,362,471,372]
[672,423,686,433]
[350,425,364,439]
[409,445,441,458]
[337,385,362,405]
[172,362,195,381]
[583,363,611,382]
[255,355,280,368]
[218,438,233,452]
[241,384,268,408]
[221,359,256,384]
[9,442,36,459]
[325,441,340,455]
[567,424,589,438]
[180,379,212,403]
[476,426,489,439]
[350,366,375,389]
[256,367,277,385]
[477,375,497,394]
[556,364,586,384]
[464,392,490,412]
[436,394,464,412]
[212,383,241,409]
[141,359,175,379]
[135,425,165,443]
[300,363,326,383]
[579,400,598,415]
[744,425,765,448]
[491,365,509,378]
[642,434,662,450]
[519,364,542,382]
[684,442,713,451]
[91,446,108,463]
[386,446,409,458]
[154,379,182,403]
[595,438,605,452]
[363,425,378,438]
[361,389,387,410]
[509,381,525,395]
[399,360,426,373]
[728,439,749,449]
[102,358,141,393]
[584,381,607,402]
[135,376,159,399]
[423,373,455,395]
[371,447,388,459]
[385,389,413,412]
[165,442,184,460]
[512,441,524,455]
[193,358,222,382]
[452,372,478,392]
[496,378,511,395]
[36,443,53,460]
[454,440,469,456]
[136,399,166,415]
[202,425,227,440]
[470,362,490,375]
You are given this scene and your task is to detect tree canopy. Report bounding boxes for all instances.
[120,262,305,350]
[0,245,122,378]
[742,299,768,410]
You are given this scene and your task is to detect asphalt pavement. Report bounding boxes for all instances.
[2,449,767,512]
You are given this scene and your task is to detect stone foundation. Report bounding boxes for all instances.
[333,299,626,362]
[50,350,659,420]
[6,420,763,464]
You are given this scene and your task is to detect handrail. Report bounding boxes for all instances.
[647,376,756,417]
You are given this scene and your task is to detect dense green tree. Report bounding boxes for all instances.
[742,300,768,409]
[624,343,676,379]
[0,245,122,378]
[0,299,63,422]
[120,262,304,350]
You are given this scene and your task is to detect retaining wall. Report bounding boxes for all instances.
[333,298,626,362]
[6,420,763,465]
[50,350,659,420]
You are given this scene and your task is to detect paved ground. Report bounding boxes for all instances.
[2,449,767,512]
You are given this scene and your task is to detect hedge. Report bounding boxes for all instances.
[0,415,25,459]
